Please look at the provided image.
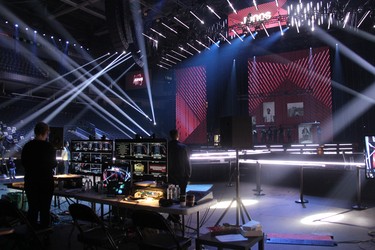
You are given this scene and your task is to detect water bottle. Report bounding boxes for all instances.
[176,185,180,200]
[88,179,93,190]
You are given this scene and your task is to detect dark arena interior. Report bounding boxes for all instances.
[0,1,375,250]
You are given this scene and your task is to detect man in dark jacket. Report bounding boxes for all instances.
[167,129,191,195]
[21,122,57,229]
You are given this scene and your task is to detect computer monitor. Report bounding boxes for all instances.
[364,135,375,178]
[102,165,131,195]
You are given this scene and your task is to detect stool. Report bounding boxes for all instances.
[196,232,264,250]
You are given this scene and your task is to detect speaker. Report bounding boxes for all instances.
[49,127,64,150]
[220,116,252,149]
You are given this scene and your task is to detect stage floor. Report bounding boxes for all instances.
[1,180,375,250]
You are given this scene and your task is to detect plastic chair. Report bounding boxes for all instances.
[68,203,126,250]
[0,198,48,249]
[131,209,192,250]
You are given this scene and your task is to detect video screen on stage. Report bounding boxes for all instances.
[364,135,375,178]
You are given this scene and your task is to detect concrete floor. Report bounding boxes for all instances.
[1,174,375,250]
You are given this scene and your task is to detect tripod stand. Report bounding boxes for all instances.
[215,149,251,226]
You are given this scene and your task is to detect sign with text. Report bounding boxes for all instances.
[228,0,288,35]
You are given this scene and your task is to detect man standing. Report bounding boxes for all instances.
[21,122,57,229]
[167,129,191,196]
[61,141,70,174]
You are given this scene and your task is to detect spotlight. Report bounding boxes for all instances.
[161,22,178,34]
[174,17,189,29]
[226,0,237,14]
[190,11,204,24]
[219,33,231,44]
[207,5,221,19]
[261,23,269,37]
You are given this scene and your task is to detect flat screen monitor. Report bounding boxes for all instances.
[364,135,375,178]
[102,165,131,187]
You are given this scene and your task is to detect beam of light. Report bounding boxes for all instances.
[275,0,279,7]
[300,212,345,225]
[246,26,256,39]
[357,10,371,28]
[207,5,221,19]
[226,0,237,14]
[195,40,210,50]
[161,22,178,34]
[261,23,269,37]
[186,42,201,53]
[0,48,111,109]
[207,36,220,47]
[171,50,187,58]
[157,64,169,69]
[315,27,375,76]
[150,28,166,38]
[142,32,158,43]
[211,199,258,209]
[161,56,177,65]
[253,0,258,10]
[165,53,181,61]
[278,21,284,36]
[179,46,194,56]
[130,0,156,126]
[232,29,243,41]
[110,62,153,119]
[190,11,204,24]
[2,4,153,138]
[13,55,125,148]
[173,16,189,29]
[219,33,231,44]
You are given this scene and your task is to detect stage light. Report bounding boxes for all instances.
[142,33,158,43]
[275,0,279,7]
[174,17,189,29]
[246,26,255,39]
[190,11,204,24]
[226,0,237,14]
[187,42,201,53]
[207,36,220,47]
[161,22,178,34]
[171,50,187,58]
[161,56,177,64]
[150,28,166,38]
[253,0,258,11]
[179,46,194,56]
[160,60,173,67]
[25,27,28,31]
[195,40,210,50]
[232,29,243,41]
[219,33,231,44]
[157,63,169,69]
[166,53,181,61]
[357,10,370,28]
[207,5,221,19]
[261,23,269,37]
[278,21,284,36]
[33,30,37,34]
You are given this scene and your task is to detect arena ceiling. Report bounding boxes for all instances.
[1,0,374,69]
